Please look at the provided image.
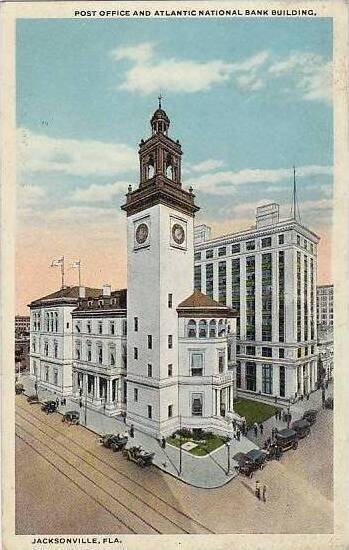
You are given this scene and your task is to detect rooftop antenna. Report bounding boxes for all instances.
[290,166,301,222]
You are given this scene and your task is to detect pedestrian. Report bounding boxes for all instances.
[255,480,261,500]
[123,415,126,424]
[253,425,258,438]
[130,424,134,438]
[123,430,129,439]
[259,423,264,435]
[242,421,247,436]
[60,397,64,406]
[237,429,241,441]
[275,410,278,421]
[161,437,166,449]
[262,484,267,502]
[56,397,59,408]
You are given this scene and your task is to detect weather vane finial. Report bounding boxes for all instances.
[158,93,163,109]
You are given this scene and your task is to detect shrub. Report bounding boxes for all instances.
[176,428,192,438]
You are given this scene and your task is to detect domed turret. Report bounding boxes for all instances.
[151,96,170,135]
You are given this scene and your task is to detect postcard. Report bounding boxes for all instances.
[1,1,348,549]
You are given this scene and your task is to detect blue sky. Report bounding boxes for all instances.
[16,17,333,311]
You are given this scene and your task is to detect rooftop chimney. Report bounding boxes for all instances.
[256,203,280,229]
[78,286,86,298]
[102,284,111,297]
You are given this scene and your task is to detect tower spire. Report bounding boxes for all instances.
[158,93,163,109]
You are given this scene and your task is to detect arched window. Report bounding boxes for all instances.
[199,320,208,338]
[146,155,155,179]
[187,319,197,338]
[32,337,36,353]
[55,313,58,332]
[45,313,49,332]
[166,153,173,179]
[209,319,217,338]
[50,312,54,332]
[218,319,226,337]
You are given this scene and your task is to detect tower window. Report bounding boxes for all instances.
[168,335,173,349]
[147,405,152,419]
[134,388,138,402]
[134,347,138,360]
[148,335,152,349]
[168,293,173,308]
[168,405,173,418]
[134,317,138,332]
[147,364,152,377]
[168,364,173,377]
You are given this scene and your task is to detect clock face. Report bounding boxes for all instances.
[172,223,185,245]
[135,223,149,244]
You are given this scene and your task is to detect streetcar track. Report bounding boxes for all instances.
[15,430,136,535]
[17,401,213,534]
[16,421,163,534]
[16,412,190,534]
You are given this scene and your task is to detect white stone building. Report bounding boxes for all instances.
[194,203,320,402]
[317,284,334,327]
[29,287,100,396]
[71,287,127,416]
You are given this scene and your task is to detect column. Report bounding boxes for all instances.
[107,379,112,404]
[271,250,279,342]
[240,360,246,390]
[83,373,87,396]
[255,253,262,342]
[299,364,304,396]
[256,362,262,393]
[213,261,219,302]
[226,259,232,307]
[286,365,297,399]
[93,376,99,400]
[272,365,280,398]
[215,389,218,415]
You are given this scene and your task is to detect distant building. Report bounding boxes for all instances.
[317,284,334,326]
[15,315,30,336]
[194,203,320,402]
[317,324,334,381]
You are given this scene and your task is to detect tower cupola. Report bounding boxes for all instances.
[151,96,170,135]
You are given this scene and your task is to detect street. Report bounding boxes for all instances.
[16,394,333,534]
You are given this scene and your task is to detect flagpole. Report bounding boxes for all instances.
[61,256,65,289]
[78,260,81,287]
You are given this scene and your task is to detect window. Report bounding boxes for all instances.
[236,361,241,387]
[192,394,203,416]
[218,246,226,256]
[87,343,92,362]
[98,321,103,335]
[98,346,103,364]
[218,261,226,305]
[168,364,173,377]
[199,320,207,338]
[168,404,173,418]
[209,319,217,338]
[311,345,314,354]
[122,320,127,336]
[236,344,241,354]
[218,319,226,337]
[278,234,284,245]
[110,322,115,335]
[246,240,255,251]
[218,353,224,374]
[87,321,91,334]
[297,235,301,245]
[246,346,256,356]
[134,388,138,402]
[297,348,302,358]
[279,348,285,358]
[279,366,285,397]
[262,364,272,394]
[187,319,196,338]
[44,341,49,356]
[191,353,203,376]
[168,293,173,308]
[147,364,152,377]
[110,350,115,366]
[262,347,272,357]
[194,252,201,261]
[304,347,308,356]
[231,243,240,253]
[75,322,81,333]
[168,335,173,349]
[206,263,213,298]
[194,265,201,291]
[261,237,272,248]
[66,323,70,329]
[32,337,36,353]
[206,249,213,259]
[54,341,58,358]
[53,370,58,385]
[54,313,58,332]
[246,362,256,391]
[148,335,152,349]
[45,366,49,382]
[147,405,152,419]
[134,347,138,360]
[134,317,138,331]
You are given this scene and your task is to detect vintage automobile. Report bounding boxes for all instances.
[15,383,25,395]
[62,410,80,424]
[27,394,40,404]
[245,448,267,469]
[275,428,298,452]
[41,400,57,414]
[122,446,154,467]
[232,452,255,477]
[291,419,311,438]
[324,396,333,410]
[100,433,128,452]
[264,442,282,461]
[302,409,318,425]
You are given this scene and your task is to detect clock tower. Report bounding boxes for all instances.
[122,101,199,436]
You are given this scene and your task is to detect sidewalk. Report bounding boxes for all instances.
[246,382,333,448]
[19,374,258,489]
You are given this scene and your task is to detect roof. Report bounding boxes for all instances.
[30,286,101,307]
[73,288,127,313]
[177,290,236,318]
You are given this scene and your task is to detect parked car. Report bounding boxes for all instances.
[122,446,154,467]
[264,442,282,461]
[232,452,254,477]
[291,419,311,438]
[100,433,128,452]
[62,410,80,424]
[41,400,57,414]
[27,394,40,404]
[275,428,298,452]
[324,396,333,410]
[15,383,25,395]
[245,448,267,469]
[302,409,317,425]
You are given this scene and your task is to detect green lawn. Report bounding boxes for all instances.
[167,434,227,456]
[233,398,280,427]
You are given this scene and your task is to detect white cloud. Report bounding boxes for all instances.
[187,165,332,195]
[17,128,137,177]
[111,42,155,63]
[71,181,131,203]
[269,52,332,104]
[190,159,225,173]
[231,51,270,73]
[17,184,46,207]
